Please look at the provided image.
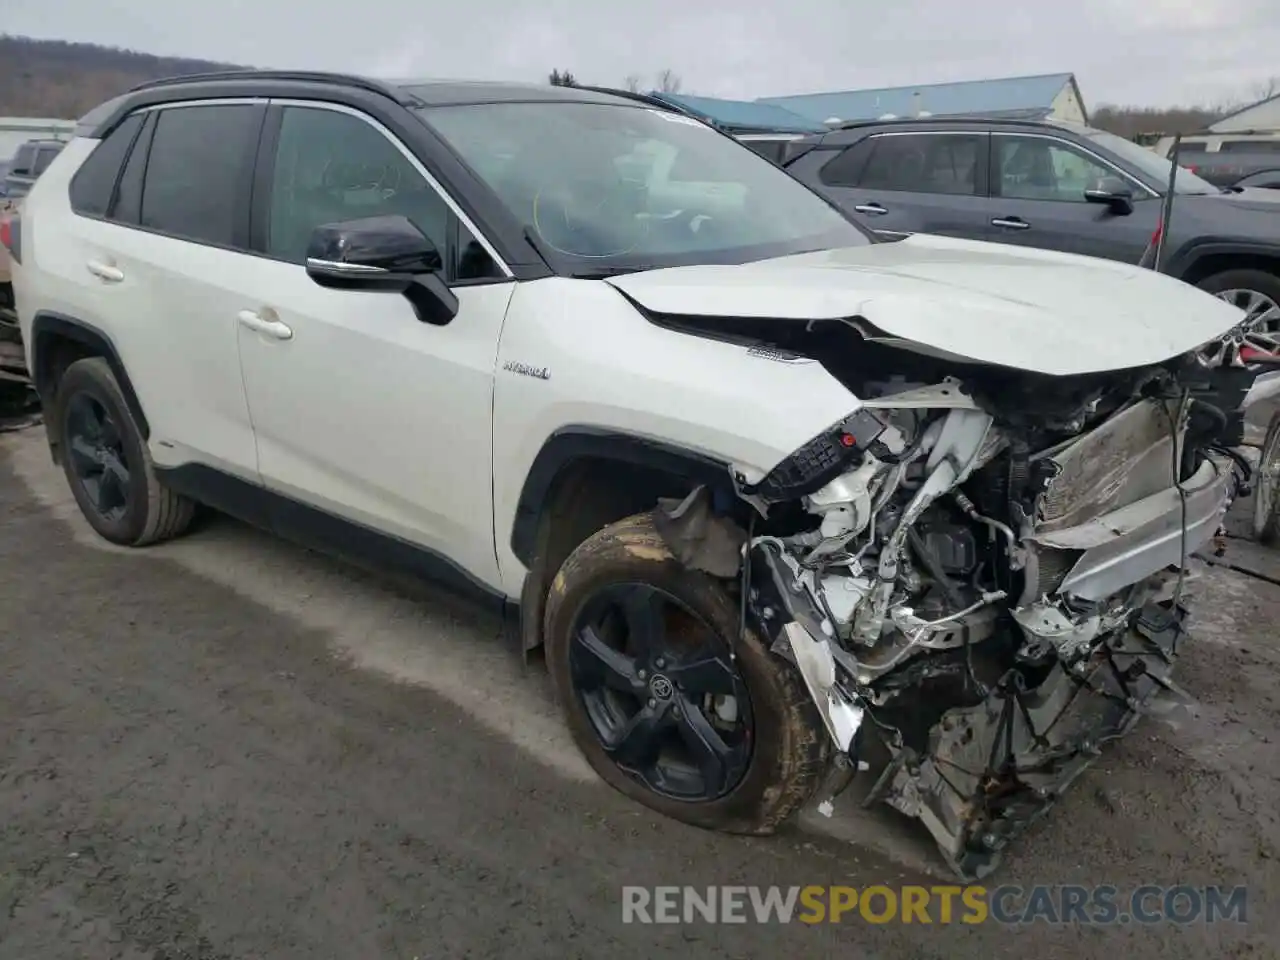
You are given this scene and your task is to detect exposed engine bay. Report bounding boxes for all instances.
[652,336,1252,880]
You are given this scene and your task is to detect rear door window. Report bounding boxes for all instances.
[819,140,875,186]
[139,103,263,248]
[859,133,983,196]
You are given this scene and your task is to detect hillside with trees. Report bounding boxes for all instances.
[0,35,241,118]
[2,35,1275,142]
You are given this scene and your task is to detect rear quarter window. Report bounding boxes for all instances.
[69,113,146,218]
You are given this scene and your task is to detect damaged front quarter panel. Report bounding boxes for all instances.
[647,356,1247,881]
[865,603,1189,880]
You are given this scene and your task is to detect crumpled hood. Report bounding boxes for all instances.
[604,233,1245,376]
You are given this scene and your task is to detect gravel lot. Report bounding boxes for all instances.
[1,422,1279,960]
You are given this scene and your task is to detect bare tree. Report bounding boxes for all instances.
[1091,104,1222,139]
[655,69,682,94]
[1249,75,1280,103]
[548,69,577,87]
[623,74,642,93]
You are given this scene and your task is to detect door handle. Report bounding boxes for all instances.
[86,259,124,282]
[237,309,293,341]
[853,203,888,215]
[991,217,1031,230]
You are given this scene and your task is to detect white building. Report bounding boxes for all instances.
[1209,94,1280,134]
[0,117,76,161]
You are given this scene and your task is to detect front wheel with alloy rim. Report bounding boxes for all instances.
[1196,269,1280,366]
[543,512,829,834]
[1254,412,1280,545]
[54,357,197,547]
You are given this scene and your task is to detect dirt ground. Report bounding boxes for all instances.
[1,420,1279,960]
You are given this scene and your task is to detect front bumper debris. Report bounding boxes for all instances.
[1032,456,1233,602]
[864,602,1187,879]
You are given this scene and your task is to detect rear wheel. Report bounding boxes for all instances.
[1196,269,1280,365]
[54,357,196,546]
[544,512,828,834]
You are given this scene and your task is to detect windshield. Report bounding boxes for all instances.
[1073,126,1220,195]
[422,101,870,274]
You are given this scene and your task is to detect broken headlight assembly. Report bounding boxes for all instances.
[709,370,1241,879]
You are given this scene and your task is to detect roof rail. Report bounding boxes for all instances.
[574,86,734,134]
[126,70,412,103]
[833,113,1053,132]
[574,85,688,113]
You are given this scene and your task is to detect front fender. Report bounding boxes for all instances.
[491,278,860,595]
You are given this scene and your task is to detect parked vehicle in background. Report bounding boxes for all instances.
[5,71,1259,879]
[0,160,10,198]
[2,196,30,389]
[1176,149,1280,188]
[783,116,1280,354]
[3,139,65,200]
[1,139,65,393]
[1234,167,1280,190]
[1153,131,1280,159]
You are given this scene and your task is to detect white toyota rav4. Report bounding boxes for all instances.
[6,71,1262,878]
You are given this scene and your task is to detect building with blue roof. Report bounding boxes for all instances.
[757,73,1087,127]
[645,92,828,134]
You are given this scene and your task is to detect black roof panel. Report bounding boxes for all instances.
[75,70,662,139]
[396,79,639,107]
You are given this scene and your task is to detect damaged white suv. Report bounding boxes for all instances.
[8,72,1262,878]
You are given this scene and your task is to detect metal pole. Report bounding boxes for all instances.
[1153,133,1181,273]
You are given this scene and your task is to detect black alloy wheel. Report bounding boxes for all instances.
[54,357,196,547]
[64,390,133,523]
[568,581,754,802]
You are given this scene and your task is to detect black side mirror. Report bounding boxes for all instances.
[1083,176,1135,215]
[304,214,459,326]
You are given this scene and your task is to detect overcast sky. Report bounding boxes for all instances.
[6,0,1277,109]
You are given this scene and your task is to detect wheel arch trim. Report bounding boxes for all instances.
[508,426,733,569]
[1169,240,1280,281]
[29,311,150,439]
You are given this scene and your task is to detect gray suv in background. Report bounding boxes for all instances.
[3,139,65,199]
[784,117,1280,337]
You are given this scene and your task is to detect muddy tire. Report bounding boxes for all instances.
[544,511,829,834]
[1255,412,1280,545]
[54,357,196,547]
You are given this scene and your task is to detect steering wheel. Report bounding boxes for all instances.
[532,178,649,258]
